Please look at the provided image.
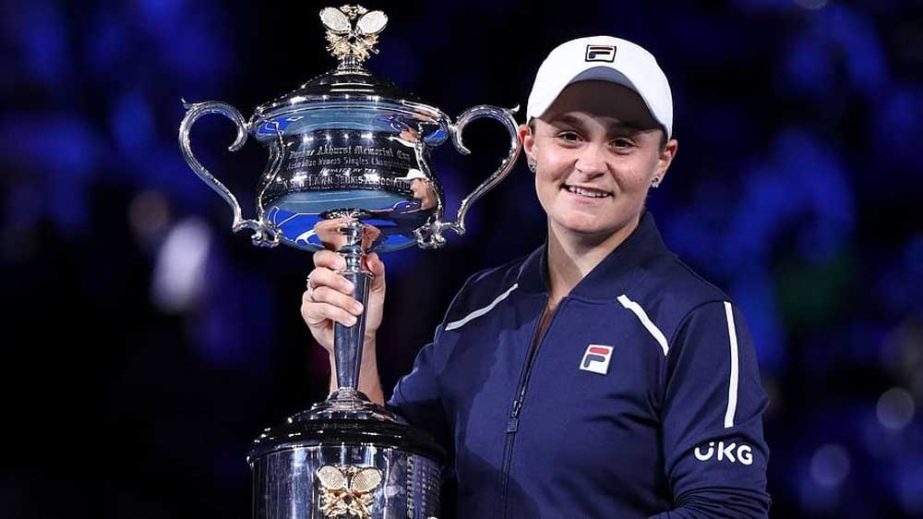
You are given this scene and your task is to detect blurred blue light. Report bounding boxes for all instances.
[731,272,786,373]
[732,162,789,266]
[48,176,88,233]
[797,462,841,513]
[822,5,887,97]
[372,37,421,91]
[111,91,156,158]
[730,0,791,12]
[783,34,833,96]
[663,190,728,271]
[810,443,851,488]
[794,0,828,9]
[194,267,277,370]
[904,237,923,277]
[161,27,231,83]
[138,0,186,31]
[876,387,916,431]
[0,115,102,176]
[782,5,887,99]
[897,459,923,515]
[771,129,853,261]
[16,1,69,86]
[874,85,923,172]
[85,12,130,75]
[3,186,42,232]
[0,115,102,233]
[141,146,212,212]
[877,236,923,314]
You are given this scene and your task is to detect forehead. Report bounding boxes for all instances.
[539,80,660,131]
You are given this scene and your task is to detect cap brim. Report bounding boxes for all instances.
[528,66,668,137]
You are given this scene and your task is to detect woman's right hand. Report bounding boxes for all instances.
[300,250,386,355]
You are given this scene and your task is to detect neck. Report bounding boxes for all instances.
[545,215,641,306]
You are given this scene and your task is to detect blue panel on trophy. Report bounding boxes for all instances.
[423,126,447,146]
[267,190,422,252]
[255,106,435,142]
[272,190,407,214]
[362,218,396,228]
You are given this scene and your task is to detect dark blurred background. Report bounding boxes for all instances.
[2,0,922,517]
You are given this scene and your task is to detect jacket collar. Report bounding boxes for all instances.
[515,211,671,301]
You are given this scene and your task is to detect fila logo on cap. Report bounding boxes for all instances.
[585,44,616,62]
[579,345,614,375]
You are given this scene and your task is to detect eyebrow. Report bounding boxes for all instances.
[549,114,647,134]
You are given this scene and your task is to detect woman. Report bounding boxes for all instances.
[302,36,771,518]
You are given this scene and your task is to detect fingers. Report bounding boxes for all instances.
[308,250,384,328]
[309,267,355,295]
[313,249,346,270]
[312,286,364,315]
[301,292,360,328]
[304,250,366,329]
[365,252,383,274]
[365,252,386,280]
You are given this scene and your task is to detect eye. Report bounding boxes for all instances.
[556,131,581,144]
[611,137,636,150]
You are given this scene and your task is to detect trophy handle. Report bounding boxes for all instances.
[178,100,279,246]
[415,105,522,248]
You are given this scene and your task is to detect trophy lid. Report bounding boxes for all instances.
[250,5,449,145]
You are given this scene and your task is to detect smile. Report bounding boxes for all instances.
[564,185,612,198]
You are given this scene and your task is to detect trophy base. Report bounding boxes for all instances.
[251,442,442,519]
[248,390,445,519]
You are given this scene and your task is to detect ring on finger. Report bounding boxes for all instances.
[306,274,317,297]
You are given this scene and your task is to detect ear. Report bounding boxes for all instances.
[654,138,678,183]
[518,123,535,162]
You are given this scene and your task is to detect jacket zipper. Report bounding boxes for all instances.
[499,296,562,518]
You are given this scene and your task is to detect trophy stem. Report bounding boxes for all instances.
[330,220,372,400]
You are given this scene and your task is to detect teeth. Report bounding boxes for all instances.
[567,186,610,198]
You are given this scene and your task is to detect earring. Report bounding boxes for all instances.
[651,176,661,188]
[527,159,537,172]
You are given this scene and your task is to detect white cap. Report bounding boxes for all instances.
[526,36,673,138]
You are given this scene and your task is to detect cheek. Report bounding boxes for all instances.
[534,172,555,212]
[534,154,573,193]
[621,154,661,189]
[533,167,570,214]
[541,147,572,171]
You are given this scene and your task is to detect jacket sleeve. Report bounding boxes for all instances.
[386,274,478,456]
[650,301,772,519]
[387,327,450,447]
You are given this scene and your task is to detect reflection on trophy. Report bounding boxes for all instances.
[179,4,521,519]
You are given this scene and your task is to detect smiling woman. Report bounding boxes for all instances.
[522,81,677,260]
[302,35,771,518]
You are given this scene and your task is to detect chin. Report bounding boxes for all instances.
[553,208,637,238]
[569,225,615,238]
[555,216,612,237]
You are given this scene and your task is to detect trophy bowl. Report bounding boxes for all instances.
[179,5,521,518]
[179,7,519,254]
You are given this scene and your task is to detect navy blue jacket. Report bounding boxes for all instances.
[388,213,771,518]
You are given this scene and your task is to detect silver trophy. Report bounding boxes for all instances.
[179,5,521,518]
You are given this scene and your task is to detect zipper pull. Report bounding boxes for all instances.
[506,399,522,433]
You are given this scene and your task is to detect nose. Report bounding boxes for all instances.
[573,142,608,177]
